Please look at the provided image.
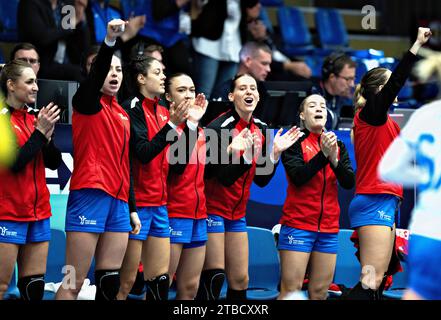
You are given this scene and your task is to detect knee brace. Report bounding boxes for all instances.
[195,269,226,301]
[145,274,169,301]
[129,270,146,296]
[95,269,120,301]
[17,274,45,301]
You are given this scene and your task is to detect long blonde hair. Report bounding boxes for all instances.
[353,67,390,115]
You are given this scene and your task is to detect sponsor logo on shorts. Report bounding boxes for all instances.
[207,217,222,227]
[288,235,305,245]
[78,215,97,226]
[169,227,183,237]
[377,210,392,221]
[0,226,18,237]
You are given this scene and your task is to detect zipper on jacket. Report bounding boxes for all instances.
[317,135,325,232]
[23,113,38,220]
[318,167,326,232]
[115,128,127,199]
[194,137,200,218]
[231,170,250,219]
[154,103,166,204]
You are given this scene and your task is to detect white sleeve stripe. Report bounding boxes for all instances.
[221,116,235,128]
[130,97,139,109]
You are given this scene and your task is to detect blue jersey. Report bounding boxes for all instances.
[381,100,441,240]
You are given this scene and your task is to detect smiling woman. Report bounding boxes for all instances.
[198,73,303,301]
[0,60,62,301]
[278,93,355,300]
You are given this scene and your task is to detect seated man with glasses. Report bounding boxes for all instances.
[312,52,357,130]
[10,43,41,76]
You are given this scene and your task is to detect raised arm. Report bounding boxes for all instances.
[72,19,127,115]
[360,27,431,125]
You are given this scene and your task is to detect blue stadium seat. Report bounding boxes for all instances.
[315,8,381,59]
[332,229,360,296]
[259,7,274,35]
[315,8,349,49]
[4,266,20,300]
[260,0,284,6]
[277,7,316,57]
[247,226,280,300]
[0,0,19,42]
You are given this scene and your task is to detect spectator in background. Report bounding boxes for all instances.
[191,0,242,99]
[208,41,272,125]
[312,53,356,130]
[10,43,41,76]
[242,0,312,81]
[130,42,165,69]
[126,0,192,76]
[83,45,100,75]
[17,0,91,82]
[85,0,146,62]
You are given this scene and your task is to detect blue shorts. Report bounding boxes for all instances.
[130,205,169,240]
[169,218,207,249]
[348,194,400,229]
[277,225,338,254]
[206,214,247,233]
[0,218,51,245]
[66,188,131,233]
[407,234,441,300]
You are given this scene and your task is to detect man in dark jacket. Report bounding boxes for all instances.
[17,0,91,82]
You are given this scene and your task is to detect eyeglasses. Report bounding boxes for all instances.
[337,74,355,83]
[17,58,40,65]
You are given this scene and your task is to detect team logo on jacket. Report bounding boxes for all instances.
[159,114,168,122]
[78,215,97,226]
[118,113,129,121]
[0,226,17,237]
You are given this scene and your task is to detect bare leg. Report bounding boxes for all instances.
[358,225,395,290]
[117,239,143,300]
[168,243,184,286]
[175,245,206,300]
[203,233,225,270]
[225,232,249,291]
[307,251,336,300]
[55,232,99,300]
[17,242,49,278]
[278,250,310,300]
[0,243,19,300]
[141,236,170,279]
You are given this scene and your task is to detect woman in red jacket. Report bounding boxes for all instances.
[0,60,61,300]
[165,73,208,300]
[346,28,431,300]
[117,56,189,300]
[55,20,141,301]
[278,94,354,300]
[197,73,302,300]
